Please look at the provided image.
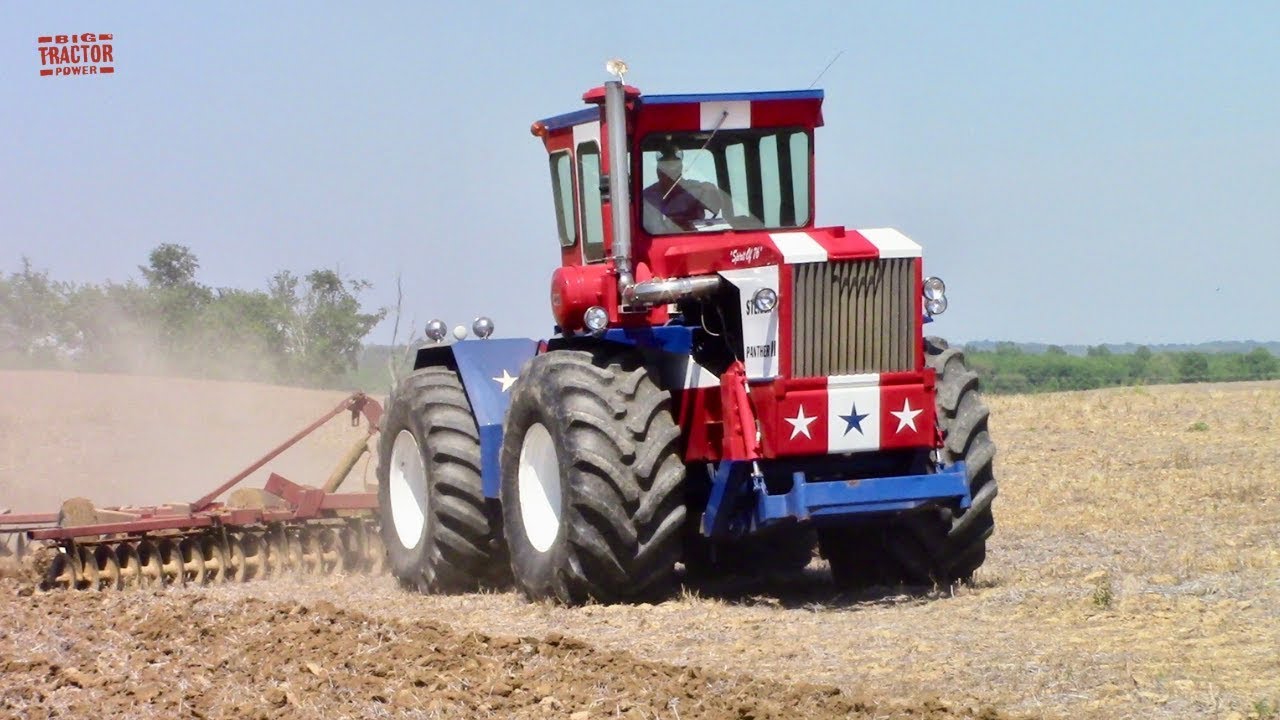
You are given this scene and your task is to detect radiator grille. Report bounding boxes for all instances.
[790,259,917,377]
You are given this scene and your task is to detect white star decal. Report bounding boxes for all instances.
[492,369,517,393]
[890,399,922,433]
[784,405,817,440]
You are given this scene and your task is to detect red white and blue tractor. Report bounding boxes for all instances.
[376,67,998,604]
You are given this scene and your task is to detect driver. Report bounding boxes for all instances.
[642,146,730,233]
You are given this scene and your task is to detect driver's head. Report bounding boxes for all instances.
[656,146,682,181]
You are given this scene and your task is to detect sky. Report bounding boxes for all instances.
[2,2,1277,346]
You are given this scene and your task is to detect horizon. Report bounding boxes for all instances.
[3,3,1277,347]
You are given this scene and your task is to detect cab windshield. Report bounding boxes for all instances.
[638,128,811,235]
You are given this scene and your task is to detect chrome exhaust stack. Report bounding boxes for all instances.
[604,79,634,296]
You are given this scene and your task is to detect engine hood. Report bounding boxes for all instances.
[649,226,922,278]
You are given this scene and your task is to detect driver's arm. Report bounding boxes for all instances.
[643,199,680,233]
[686,180,730,216]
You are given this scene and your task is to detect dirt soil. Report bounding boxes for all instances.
[0,582,1002,720]
[2,369,1278,719]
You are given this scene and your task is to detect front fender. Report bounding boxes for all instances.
[413,338,539,497]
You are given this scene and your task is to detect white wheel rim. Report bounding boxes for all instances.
[517,422,563,553]
[388,430,427,550]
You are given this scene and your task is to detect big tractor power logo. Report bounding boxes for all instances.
[37,33,114,77]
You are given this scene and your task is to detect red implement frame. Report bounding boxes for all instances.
[1,392,383,545]
[190,393,381,512]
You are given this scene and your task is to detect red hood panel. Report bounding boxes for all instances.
[651,226,886,277]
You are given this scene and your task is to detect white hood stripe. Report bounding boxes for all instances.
[859,228,922,259]
[767,231,828,264]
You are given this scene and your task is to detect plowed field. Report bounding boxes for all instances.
[2,369,1277,719]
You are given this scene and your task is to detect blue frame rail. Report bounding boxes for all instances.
[701,461,971,539]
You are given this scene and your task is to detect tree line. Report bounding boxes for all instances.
[966,342,1280,394]
[0,244,386,387]
[5,250,1276,395]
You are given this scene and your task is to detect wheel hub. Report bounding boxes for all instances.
[517,423,563,553]
[388,429,428,550]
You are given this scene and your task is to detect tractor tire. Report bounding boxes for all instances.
[820,337,997,588]
[377,366,506,593]
[499,349,686,605]
[925,337,998,580]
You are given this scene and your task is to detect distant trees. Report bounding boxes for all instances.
[0,259,68,363]
[271,269,384,385]
[966,344,1280,394]
[139,243,200,289]
[0,245,386,387]
[1177,352,1210,383]
[1240,347,1279,379]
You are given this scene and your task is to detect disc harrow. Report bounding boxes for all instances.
[1,392,389,592]
[39,521,386,590]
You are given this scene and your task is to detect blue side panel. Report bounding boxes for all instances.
[477,425,503,497]
[641,89,824,105]
[601,325,693,354]
[439,338,539,498]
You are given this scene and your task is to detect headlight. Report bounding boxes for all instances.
[923,276,946,301]
[472,316,495,339]
[425,319,448,342]
[583,306,609,334]
[926,297,948,316]
[752,287,778,313]
[452,324,468,341]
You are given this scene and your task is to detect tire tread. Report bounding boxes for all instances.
[377,367,505,593]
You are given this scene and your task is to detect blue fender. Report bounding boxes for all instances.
[598,325,693,354]
[413,338,539,498]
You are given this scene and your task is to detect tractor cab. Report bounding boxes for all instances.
[532,84,826,334]
[529,74,956,465]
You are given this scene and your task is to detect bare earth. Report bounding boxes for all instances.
[1,369,1277,719]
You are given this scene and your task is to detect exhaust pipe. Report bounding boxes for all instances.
[625,275,722,305]
[604,80,635,296]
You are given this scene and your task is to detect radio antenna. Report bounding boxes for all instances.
[807,50,845,89]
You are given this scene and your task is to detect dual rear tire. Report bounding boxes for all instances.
[379,351,687,605]
[377,367,506,592]
[499,350,686,604]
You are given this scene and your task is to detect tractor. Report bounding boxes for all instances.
[376,66,998,604]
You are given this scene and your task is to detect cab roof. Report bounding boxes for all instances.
[537,88,825,132]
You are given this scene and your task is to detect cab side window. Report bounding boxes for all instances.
[577,142,605,262]
[548,151,577,247]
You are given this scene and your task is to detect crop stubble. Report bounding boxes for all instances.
[1,370,1276,719]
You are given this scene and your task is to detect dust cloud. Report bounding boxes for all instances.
[0,370,373,512]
